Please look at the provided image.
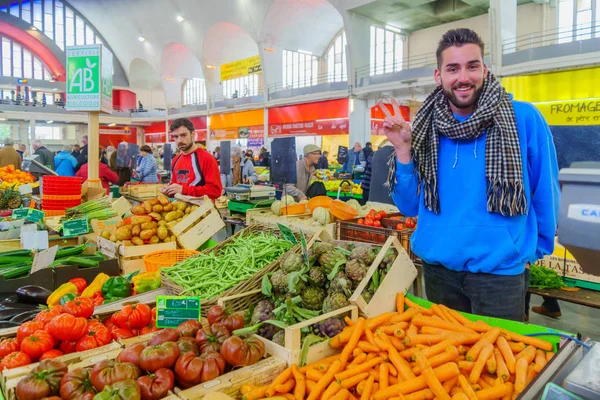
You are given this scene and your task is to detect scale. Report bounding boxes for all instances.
[225,184,276,214]
[519,165,600,400]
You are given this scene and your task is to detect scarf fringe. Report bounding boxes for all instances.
[486,179,528,216]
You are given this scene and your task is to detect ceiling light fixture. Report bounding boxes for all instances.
[297,49,312,55]
[108,123,116,127]
[385,24,402,33]
[138,36,146,42]
[164,77,175,81]
[52,88,58,91]
[46,120,53,124]
[49,79,56,83]
[176,15,184,22]
[206,65,216,69]
[31,26,37,31]
[264,48,275,53]
[0,118,6,121]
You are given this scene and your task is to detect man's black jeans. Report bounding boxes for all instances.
[423,262,528,322]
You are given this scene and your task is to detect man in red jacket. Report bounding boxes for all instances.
[161,118,223,200]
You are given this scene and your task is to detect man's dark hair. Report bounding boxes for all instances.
[436,29,484,68]
[323,151,329,156]
[169,118,195,133]
[140,145,152,153]
[366,142,372,147]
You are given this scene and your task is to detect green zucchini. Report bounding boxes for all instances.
[63,257,99,268]
[0,249,32,258]
[0,256,35,265]
[3,265,32,279]
[55,244,87,259]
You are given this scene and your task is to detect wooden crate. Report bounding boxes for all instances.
[175,356,287,400]
[97,236,177,274]
[246,208,336,237]
[120,184,164,199]
[0,235,79,252]
[349,236,418,318]
[169,198,225,250]
[219,291,358,366]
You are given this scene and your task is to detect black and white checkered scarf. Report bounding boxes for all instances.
[388,73,527,216]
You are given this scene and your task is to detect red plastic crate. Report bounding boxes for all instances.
[42,176,82,196]
[42,198,81,210]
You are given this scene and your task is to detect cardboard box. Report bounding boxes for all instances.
[176,356,287,400]
[0,267,54,293]
[97,236,177,274]
[536,238,599,286]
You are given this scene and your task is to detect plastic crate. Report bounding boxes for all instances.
[42,176,82,196]
[42,197,81,210]
[143,249,200,272]
[43,210,66,217]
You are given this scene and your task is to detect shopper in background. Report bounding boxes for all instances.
[54,145,78,177]
[342,142,365,173]
[363,142,374,161]
[16,143,26,159]
[245,149,255,165]
[76,149,119,194]
[106,146,117,172]
[285,144,320,202]
[161,118,222,200]
[220,146,258,189]
[384,28,559,322]
[32,139,55,170]
[74,136,88,172]
[317,151,329,169]
[71,144,81,158]
[213,146,220,161]
[366,141,395,205]
[0,138,22,168]
[134,145,158,183]
[258,147,270,167]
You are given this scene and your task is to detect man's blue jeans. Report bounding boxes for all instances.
[423,262,528,322]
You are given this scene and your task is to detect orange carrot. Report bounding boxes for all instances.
[477,378,491,389]
[457,375,477,400]
[380,363,390,391]
[402,333,481,361]
[396,292,405,312]
[485,356,496,375]
[348,392,358,400]
[404,332,453,347]
[445,308,472,326]
[243,386,269,400]
[366,352,379,362]
[268,367,293,396]
[501,330,553,352]
[501,382,513,400]
[457,346,468,355]
[340,317,366,369]
[340,372,370,390]
[345,316,355,327]
[496,337,516,374]
[300,355,340,373]
[407,323,418,337]
[385,362,398,377]
[494,349,509,381]
[306,380,317,395]
[514,358,528,394]
[391,308,421,324]
[480,375,496,387]
[331,388,350,400]
[414,351,451,400]
[275,380,296,394]
[322,381,342,400]
[515,346,536,364]
[421,326,455,335]
[373,381,380,395]
[507,341,527,353]
[405,390,435,400]
[372,363,460,400]
[307,360,342,400]
[307,368,324,383]
[458,361,474,372]
[361,375,375,400]
[376,337,416,381]
[292,365,305,400]
[330,327,354,349]
[380,323,409,335]
[469,343,494,384]
[546,352,555,362]
[464,322,491,333]
[404,298,434,315]
[240,385,256,395]
[365,328,378,347]
[413,316,477,334]
[438,305,461,325]
[475,384,509,400]
[466,328,501,362]
[413,346,460,374]
[431,304,449,321]
[535,349,547,369]
[453,393,470,400]
[356,381,365,395]
[443,377,458,394]
[390,336,407,352]
[367,312,396,330]
[358,341,380,353]
[353,348,363,358]
[526,365,537,386]
[335,357,383,381]
[350,353,367,367]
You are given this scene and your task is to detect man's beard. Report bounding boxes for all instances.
[178,141,194,152]
[442,82,483,110]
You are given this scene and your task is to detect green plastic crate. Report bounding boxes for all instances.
[406,294,570,351]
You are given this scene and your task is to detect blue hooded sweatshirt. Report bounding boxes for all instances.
[392,100,560,276]
[54,151,78,177]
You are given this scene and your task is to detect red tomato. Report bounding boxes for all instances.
[396,223,405,231]
[357,219,364,225]
[20,330,55,359]
[34,308,63,326]
[76,324,112,352]
[114,304,152,330]
[59,341,78,354]
[91,292,104,306]
[137,368,175,400]
[89,359,141,392]
[405,217,416,229]
[0,337,20,357]
[176,320,202,338]
[17,321,45,342]
[0,351,32,370]
[220,335,265,367]
[147,329,179,346]
[379,211,387,218]
[46,314,88,342]
[139,342,181,372]
[68,278,87,295]
[206,306,245,334]
[195,324,230,355]
[374,213,383,221]
[110,326,135,341]
[59,367,96,400]
[116,342,145,367]
[373,220,382,227]
[104,314,117,329]
[140,325,161,335]
[63,297,94,319]
[40,349,63,360]
[364,218,374,226]
[174,351,226,388]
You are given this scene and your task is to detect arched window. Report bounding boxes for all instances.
[183,78,207,106]
[0,0,109,51]
[325,31,347,82]
[370,25,403,76]
[1,37,52,80]
[282,50,319,89]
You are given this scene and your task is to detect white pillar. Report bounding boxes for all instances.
[349,97,370,147]
[28,119,35,155]
[263,107,269,151]
[489,0,517,74]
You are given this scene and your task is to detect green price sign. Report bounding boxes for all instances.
[156,296,201,329]
[26,209,45,223]
[11,208,29,219]
[63,218,89,237]
[277,223,298,244]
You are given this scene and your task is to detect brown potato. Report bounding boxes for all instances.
[157,194,169,206]
[132,224,141,237]
[163,203,174,212]
[115,225,133,241]
[131,236,144,246]
[184,206,191,214]
[157,226,168,240]
[139,229,154,240]
[101,230,112,240]
[131,205,146,215]
[116,221,125,229]
[149,212,162,221]
[109,234,117,242]
[149,235,160,244]
[141,222,157,230]
[130,215,152,225]
[122,240,133,246]
[175,202,187,212]
[164,211,178,222]
[163,236,171,242]
[157,220,167,227]
[152,204,164,213]
[148,198,159,206]
[142,201,153,213]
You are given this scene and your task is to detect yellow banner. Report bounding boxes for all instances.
[220,55,262,81]
[534,99,600,126]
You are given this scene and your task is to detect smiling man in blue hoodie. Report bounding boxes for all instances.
[382,29,559,322]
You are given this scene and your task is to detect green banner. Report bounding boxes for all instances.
[156,296,201,329]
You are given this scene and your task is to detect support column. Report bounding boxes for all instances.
[489,0,517,74]
[86,112,102,189]
[28,119,35,155]
[348,97,369,147]
[263,107,269,151]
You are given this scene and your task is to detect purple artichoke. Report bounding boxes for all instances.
[317,318,346,338]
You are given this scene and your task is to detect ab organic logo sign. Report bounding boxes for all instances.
[69,56,99,94]
[66,44,113,112]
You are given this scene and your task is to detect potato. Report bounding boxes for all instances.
[101,230,112,240]
[132,224,141,237]
[109,234,117,242]
[176,218,182,222]
[131,236,144,246]
[152,204,164,213]
[164,211,179,222]
[115,225,134,241]
[163,203,174,212]
[149,198,159,206]
[130,215,152,225]
[157,220,167,227]
[140,229,154,240]
[131,205,147,215]
[149,235,160,244]
[171,235,177,242]
[163,236,171,242]
[149,212,162,221]
[142,201,153,213]
[175,202,187,212]
[122,240,133,246]
[167,221,178,228]
[184,206,191,214]
[141,222,157,230]
[157,226,168,240]
[157,194,169,206]
[116,221,125,229]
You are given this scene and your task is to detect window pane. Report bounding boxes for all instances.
[578,0,591,10]
[13,43,22,78]
[2,38,11,76]
[576,9,592,39]
[34,58,42,79]
[10,4,19,17]
[22,1,31,23]
[33,0,42,30]
[75,16,84,45]
[23,50,33,78]
[559,0,575,43]
[85,25,94,44]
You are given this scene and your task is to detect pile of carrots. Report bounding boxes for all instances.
[241,294,555,400]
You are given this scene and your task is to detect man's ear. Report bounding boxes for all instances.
[483,63,489,77]
[434,68,442,85]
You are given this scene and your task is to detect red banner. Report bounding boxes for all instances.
[98,126,137,147]
[144,117,207,143]
[269,118,348,137]
[370,103,410,136]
